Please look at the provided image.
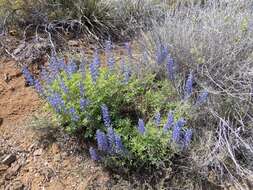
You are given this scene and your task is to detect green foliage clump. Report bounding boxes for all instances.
[37,53,193,171]
[49,66,178,138]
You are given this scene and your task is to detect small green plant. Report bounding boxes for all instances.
[44,59,178,139]
[22,41,208,172]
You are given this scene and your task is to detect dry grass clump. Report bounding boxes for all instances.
[140,0,253,189]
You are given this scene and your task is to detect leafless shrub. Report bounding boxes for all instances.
[0,0,165,42]
[141,0,253,188]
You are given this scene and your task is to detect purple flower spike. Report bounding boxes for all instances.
[154,112,161,126]
[22,67,34,86]
[107,53,115,72]
[185,73,193,97]
[196,90,209,105]
[34,79,43,95]
[167,55,175,81]
[69,107,79,122]
[79,81,85,97]
[89,147,100,161]
[120,57,131,84]
[59,79,68,94]
[114,134,124,153]
[80,98,88,110]
[66,60,78,77]
[105,40,112,53]
[93,48,101,68]
[163,112,174,133]
[184,129,193,147]
[90,61,98,83]
[96,130,109,152]
[156,44,168,65]
[172,118,186,142]
[172,125,181,142]
[101,104,111,127]
[138,119,145,135]
[107,127,116,151]
[47,93,65,113]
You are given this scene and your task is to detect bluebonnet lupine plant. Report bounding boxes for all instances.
[114,133,124,154]
[22,67,34,85]
[48,57,66,81]
[167,55,175,81]
[93,48,101,68]
[185,72,193,97]
[172,118,186,142]
[89,49,101,83]
[69,107,79,122]
[105,40,112,53]
[196,90,209,105]
[101,104,111,127]
[156,43,169,65]
[154,112,161,126]
[142,49,149,65]
[105,40,115,72]
[59,79,68,94]
[65,60,78,78]
[96,130,109,152]
[107,127,116,152]
[138,119,145,135]
[121,57,131,84]
[183,129,193,147]
[107,53,115,72]
[79,81,85,97]
[163,112,174,133]
[89,147,100,161]
[91,127,126,161]
[90,61,99,83]
[48,57,59,77]
[106,127,125,154]
[47,92,65,113]
[41,67,53,85]
[34,79,44,96]
[80,98,88,110]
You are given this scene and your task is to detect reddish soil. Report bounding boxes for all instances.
[0,60,110,190]
[0,61,41,126]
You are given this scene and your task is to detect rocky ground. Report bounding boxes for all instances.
[0,60,115,190]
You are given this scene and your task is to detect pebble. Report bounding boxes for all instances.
[33,148,43,156]
[1,154,16,166]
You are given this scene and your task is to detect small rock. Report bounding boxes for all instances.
[61,152,68,158]
[51,143,61,154]
[0,118,3,126]
[33,148,43,156]
[68,40,79,47]
[4,73,11,83]
[1,154,16,166]
[53,154,61,162]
